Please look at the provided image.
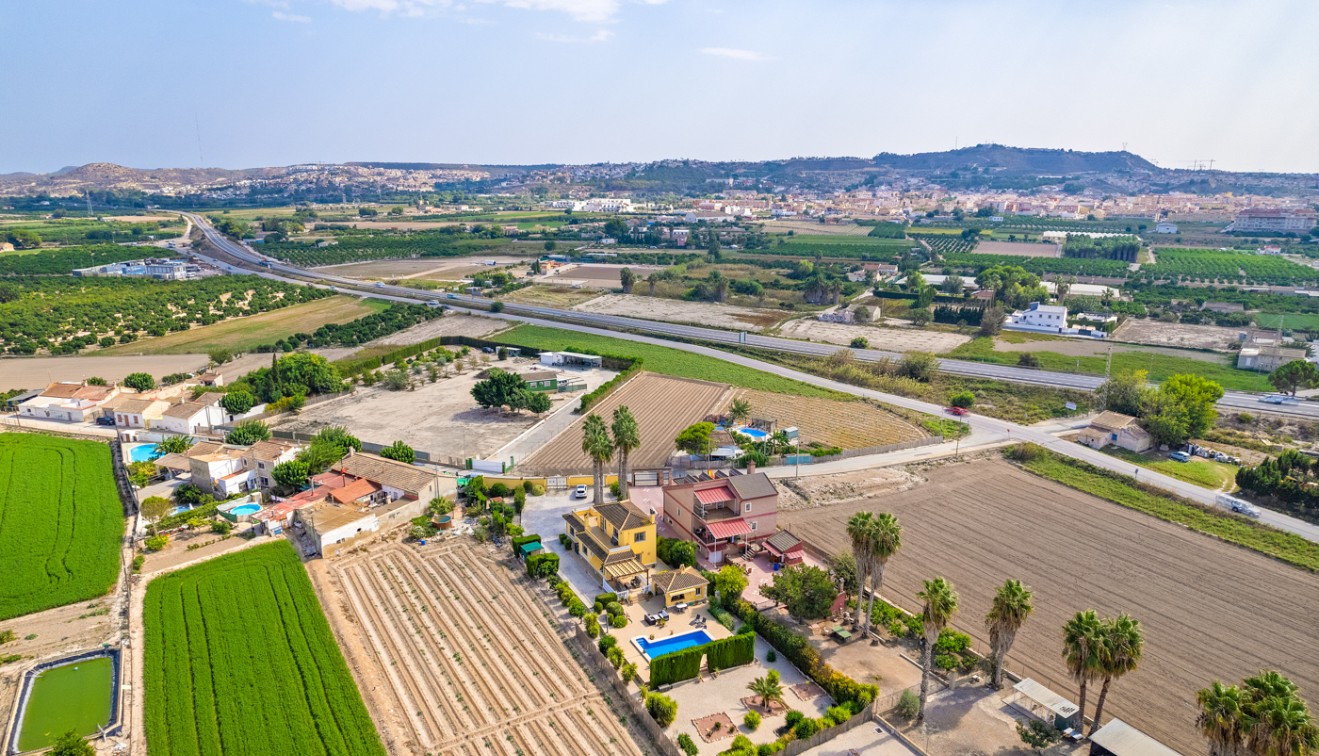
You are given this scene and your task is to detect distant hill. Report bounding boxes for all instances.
[870,144,1159,175]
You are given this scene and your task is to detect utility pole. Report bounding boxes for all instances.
[1100,345,1114,409]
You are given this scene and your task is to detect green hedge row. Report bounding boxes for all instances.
[526,552,559,578]
[577,356,643,414]
[511,534,542,553]
[733,600,876,709]
[705,633,755,672]
[333,335,454,378]
[650,647,703,687]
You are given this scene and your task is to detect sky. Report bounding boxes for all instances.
[3,0,1318,174]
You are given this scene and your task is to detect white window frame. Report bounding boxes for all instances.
[750,521,758,531]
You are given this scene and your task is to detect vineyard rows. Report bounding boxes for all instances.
[765,237,916,260]
[912,233,977,255]
[940,253,1130,278]
[144,542,384,756]
[0,433,123,620]
[1138,248,1319,286]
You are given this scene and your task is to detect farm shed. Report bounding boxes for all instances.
[1088,719,1180,756]
[1077,411,1153,453]
[521,370,559,392]
[764,529,805,565]
[1009,678,1081,732]
[539,351,603,368]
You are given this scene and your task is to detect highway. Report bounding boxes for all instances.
[184,213,1319,542]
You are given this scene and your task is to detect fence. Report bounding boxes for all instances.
[6,648,125,756]
[570,626,685,756]
[109,438,139,517]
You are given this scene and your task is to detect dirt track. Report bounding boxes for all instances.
[520,373,730,474]
[780,459,1319,753]
[312,541,647,756]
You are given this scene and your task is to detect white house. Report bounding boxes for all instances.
[188,445,253,496]
[107,397,172,429]
[244,440,302,490]
[1077,412,1153,453]
[21,382,122,423]
[156,399,227,436]
[1154,221,1179,234]
[1011,302,1068,329]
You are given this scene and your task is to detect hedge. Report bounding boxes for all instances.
[576,356,643,414]
[650,647,703,687]
[594,592,618,608]
[526,552,559,577]
[511,534,542,554]
[334,335,454,378]
[705,633,755,672]
[733,600,876,709]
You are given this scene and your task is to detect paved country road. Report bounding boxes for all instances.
[186,214,1319,543]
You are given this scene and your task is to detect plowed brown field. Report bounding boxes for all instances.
[780,460,1319,753]
[729,390,929,449]
[315,541,647,756]
[521,372,730,474]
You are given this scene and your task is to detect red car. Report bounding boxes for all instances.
[945,406,968,416]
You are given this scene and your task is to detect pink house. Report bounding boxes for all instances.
[662,470,779,564]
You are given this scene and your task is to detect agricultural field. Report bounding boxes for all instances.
[910,233,977,256]
[757,220,873,236]
[0,217,183,246]
[262,229,514,266]
[1254,311,1319,332]
[101,296,387,355]
[501,285,605,308]
[520,372,729,474]
[777,318,972,353]
[764,236,916,259]
[939,252,1131,278]
[731,389,928,449]
[499,324,845,398]
[1110,319,1259,351]
[780,459,1319,753]
[572,293,786,331]
[0,434,123,620]
[313,541,647,756]
[0,244,159,275]
[1138,247,1319,286]
[314,256,525,279]
[144,542,384,756]
[540,263,664,289]
[972,240,1062,258]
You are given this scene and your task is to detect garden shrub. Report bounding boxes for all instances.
[766,650,776,663]
[607,645,625,669]
[784,710,804,728]
[594,592,618,607]
[598,634,617,654]
[558,533,572,548]
[743,711,761,731]
[710,604,738,631]
[705,633,755,672]
[645,692,678,727]
[511,533,541,554]
[657,536,698,568]
[650,646,703,687]
[621,662,637,683]
[131,555,145,573]
[825,705,851,725]
[733,600,876,710]
[794,718,820,739]
[522,480,534,493]
[604,601,624,617]
[528,482,546,496]
[677,733,699,756]
[610,614,628,629]
[526,552,559,578]
[584,615,600,638]
[896,689,920,721]
[145,534,168,552]
[724,735,755,755]
[568,599,587,618]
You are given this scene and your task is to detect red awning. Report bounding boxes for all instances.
[706,518,752,540]
[695,486,735,506]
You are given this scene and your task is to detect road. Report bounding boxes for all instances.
[184,214,1319,542]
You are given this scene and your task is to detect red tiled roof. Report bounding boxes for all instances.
[706,518,752,540]
[695,486,735,505]
[330,478,381,504]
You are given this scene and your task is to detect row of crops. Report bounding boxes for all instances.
[911,233,977,255]
[940,253,1131,278]
[0,434,123,620]
[263,231,506,266]
[145,542,385,756]
[1138,248,1319,285]
[0,243,151,276]
[766,236,916,260]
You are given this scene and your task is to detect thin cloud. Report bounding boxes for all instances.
[326,0,621,23]
[535,28,613,43]
[272,10,313,22]
[701,47,769,62]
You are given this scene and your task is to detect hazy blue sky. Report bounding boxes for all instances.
[4,0,1316,173]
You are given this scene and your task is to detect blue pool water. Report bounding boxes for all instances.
[735,427,768,440]
[129,444,161,463]
[229,504,260,516]
[635,630,713,660]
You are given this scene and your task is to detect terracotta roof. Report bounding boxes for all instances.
[706,518,752,540]
[247,440,295,462]
[42,382,115,402]
[728,472,777,500]
[1090,411,1141,431]
[183,441,224,458]
[594,500,650,532]
[653,566,708,594]
[329,478,381,504]
[111,398,158,415]
[603,550,638,566]
[163,402,208,420]
[334,453,434,495]
[155,452,191,471]
[765,530,803,555]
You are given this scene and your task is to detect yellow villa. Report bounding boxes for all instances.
[563,500,657,597]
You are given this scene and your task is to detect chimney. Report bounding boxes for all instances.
[747,460,756,474]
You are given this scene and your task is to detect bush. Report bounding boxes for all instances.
[825,705,852,725]
[896,689,920,721]
[677,733,699,756]
[849,336,869,349]
[604,601,624,617]
[528,482,546,496]
[568,599,587,618]
[645,692,678,727]
[766,650,776,663]
[794,718,820,739]
[131,555,145,573]
[743,711,761,731]
[705,633,755,672]
[949,390,975,409]
[607,645,625,669]
[558,533,572,548]
[598,634,617,654]
[784,710,804,728]
[584,615,600,638]
[657,537,698,568]
[710,604,738,632]
[210,519,232,535]
[609,481,621,499]
[610,614,628,629]
[621,662,637,683]
[594,592,617,607]
[526,552,559,578]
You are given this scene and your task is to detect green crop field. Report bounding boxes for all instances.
[499,325,848,398]
[1255,312,1319,332]
[0,434,123,620]
[144,542,384,756]
[1140,247,1319,286]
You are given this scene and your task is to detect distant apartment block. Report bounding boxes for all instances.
[73,258,200,280]
[1232,209,1317,233]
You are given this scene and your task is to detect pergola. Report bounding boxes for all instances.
[1008,678,1081,732]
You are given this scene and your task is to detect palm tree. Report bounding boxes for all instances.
[1062,610,1104,727]
[611,406,640,501]
[1242,671,1319,755]
[581,414,613,506]
[845,512,874,629]
[916,577,958,724]
[985,579,1034,690]
[1197,681,1248,756]
[865,513,902,637]
[727,398,752,426]
[1089,613,1144,734]
[747,669,785,710]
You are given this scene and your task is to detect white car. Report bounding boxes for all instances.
[573,485,588,499]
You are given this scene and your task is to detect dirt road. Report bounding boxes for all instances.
[780,459,1319,753]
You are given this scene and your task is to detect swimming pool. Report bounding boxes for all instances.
[634,630,713,661]
[229,504,260,516]
[128,443,161,463]
[735,427,768,440]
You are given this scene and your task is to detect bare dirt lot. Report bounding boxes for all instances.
[540,264,664,289]
[992,335,1226,363]
[779,459,1319,753]
[777,319,972,353]
[973,240,1062,258]
[503,286,607,308]
[520,373,730,474]
[757,220,873,236]
[1112,319,1269,352]
[276,360,614,462]
[730,390,929,450]
[0,352,276,392]
[573,293,785,331]
[311,541,648,756]
[314,256,525,280]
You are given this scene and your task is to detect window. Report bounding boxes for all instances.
[750,521,758,531]
[634,532,646,543]
[744,502,752,513]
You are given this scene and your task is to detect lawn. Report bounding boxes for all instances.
[0,434,123,620]
[1016,448,1319,573]
[498,324,848,399]
[1101,447,1238,490]
[947,337,1272,391]
[1255,312,1319,332]
[144,541,384,756]
[101,295,387,355]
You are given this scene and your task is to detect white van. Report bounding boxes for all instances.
[1215,494,1260,518]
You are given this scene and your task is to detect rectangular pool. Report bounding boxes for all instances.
[17,656,114,751]
[634,630,713,661]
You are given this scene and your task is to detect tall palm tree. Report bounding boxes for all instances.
[1062,610,1104,727]
[845,512,874,628]
[581,414,613,506]
[727,398,752,426]
[1197,681,1248,756]
[747,669,784,710]
[985,579,1034,690]
[1089,614,1144,734]
[916,577,958,724]
[610,406,640,501]
[1243,671,1319,755]
[865,513,902,637]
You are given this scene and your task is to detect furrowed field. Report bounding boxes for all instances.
[0,434,123,620]
[145,542,384,756]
